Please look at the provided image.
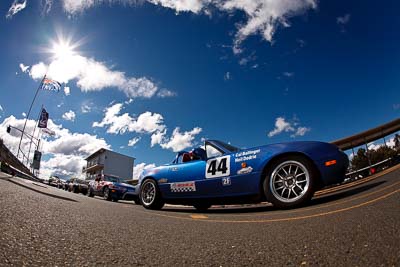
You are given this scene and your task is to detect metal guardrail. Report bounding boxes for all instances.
[345,155,399,180]
[0,139,33,177]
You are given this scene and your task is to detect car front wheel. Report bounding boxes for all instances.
[103,187,112,201]
[87,188,94,197]
[140,179,164,210]
[264,156,316,209]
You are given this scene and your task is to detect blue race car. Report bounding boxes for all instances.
[138,140,349,210]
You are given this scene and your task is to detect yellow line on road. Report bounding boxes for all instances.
[141,188,400,224]
[218,181,400,217]
[190,214,208,219]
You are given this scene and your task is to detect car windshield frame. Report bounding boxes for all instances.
[104,175,121,183]
[206,140,240,153]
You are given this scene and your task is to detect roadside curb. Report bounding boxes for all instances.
[4,175,77,202]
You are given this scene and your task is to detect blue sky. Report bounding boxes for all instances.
[0,0,399,179]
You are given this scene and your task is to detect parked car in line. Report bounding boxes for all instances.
[88,174,138,203]
[57,179,67,189]
[68,178,89,195]
[49,177,60,187]
[137,139,349,211]
[63,179,70,191]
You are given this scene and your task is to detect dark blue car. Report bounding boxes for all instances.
[138,140,349,210]
[88,174,138,203]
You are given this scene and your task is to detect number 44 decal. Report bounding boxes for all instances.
[206,156,230,178]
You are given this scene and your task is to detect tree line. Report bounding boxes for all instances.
[350,134,400,171]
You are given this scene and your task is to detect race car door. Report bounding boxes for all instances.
[162,160,206,198]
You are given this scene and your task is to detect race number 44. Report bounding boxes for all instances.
[206,156,230,178]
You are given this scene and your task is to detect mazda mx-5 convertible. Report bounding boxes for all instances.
[138,140,349,210]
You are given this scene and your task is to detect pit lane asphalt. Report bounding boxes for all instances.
[0,168,399,266]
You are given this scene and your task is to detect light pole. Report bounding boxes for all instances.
[17,75,46,160]
[8,125,40,165]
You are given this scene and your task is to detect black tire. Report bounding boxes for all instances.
[112,198,119,202]
[139,179,164,210]
[88,188,94,197]
[103,187,112,201]
[73,186,79,193]
[263,155,316,209]
[193,203,212,212]
[134,198,141,205]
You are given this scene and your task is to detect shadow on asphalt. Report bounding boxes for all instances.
[309,180,386,206]
[7,179,78,203]
[161,181,386,214]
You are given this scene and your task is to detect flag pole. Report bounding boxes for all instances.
[26,104,43,166]
[17,75,46,161]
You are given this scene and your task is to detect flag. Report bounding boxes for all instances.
[40,78,61,92]
[38,108,49,128]
[42,128,55,136]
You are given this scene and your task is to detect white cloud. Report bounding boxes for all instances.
[62,0,97,14]
[151,130,166,147]
[56,0,316,52]
[91,103,203,151]
[26,53,164,99]
[132,162,156,180]
[81,104,91,113]
[0,105,3,112]
[22,112,26,117]
[268,116,310,138]
[157,127,202,152]
[64,86,71,96]
[283,72,294,77]
[224,71,231,81]
[41,0,53,15]
[93,103,165,134]
[290,126,310,138]
[128,137,141,147]
[157,89,177,98]
[30,62,47,79]
[40,154,86,178]
[0,115,110,178]
[62,110,76,121]
[337,14,351,25]
[6,0,27,19]
[268,117,294,137]
[19,63,30,73]
[148,0,207,13]
[219,0,317,52]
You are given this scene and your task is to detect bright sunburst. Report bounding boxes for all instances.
[43,32,84,60]
[51,41,75,59]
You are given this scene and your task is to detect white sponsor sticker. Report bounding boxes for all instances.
[237,166,253,175]
[234,149,261,163]
[170,181,196,192]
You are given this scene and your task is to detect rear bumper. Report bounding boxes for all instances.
[110,190,138,201]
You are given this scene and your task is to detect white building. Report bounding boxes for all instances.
[83,148,135,181]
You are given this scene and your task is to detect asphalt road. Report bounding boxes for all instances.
[0,167,399,266]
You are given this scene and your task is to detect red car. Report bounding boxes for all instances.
[87,174,137,202]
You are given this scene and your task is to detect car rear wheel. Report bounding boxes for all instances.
[88,188,94,197]
[140,179,164,210]
[103,187,112,201]
[264,156,316,209]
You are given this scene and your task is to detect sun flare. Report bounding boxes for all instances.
[51,40,75,59]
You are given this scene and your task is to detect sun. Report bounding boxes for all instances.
[51,40,75,59]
